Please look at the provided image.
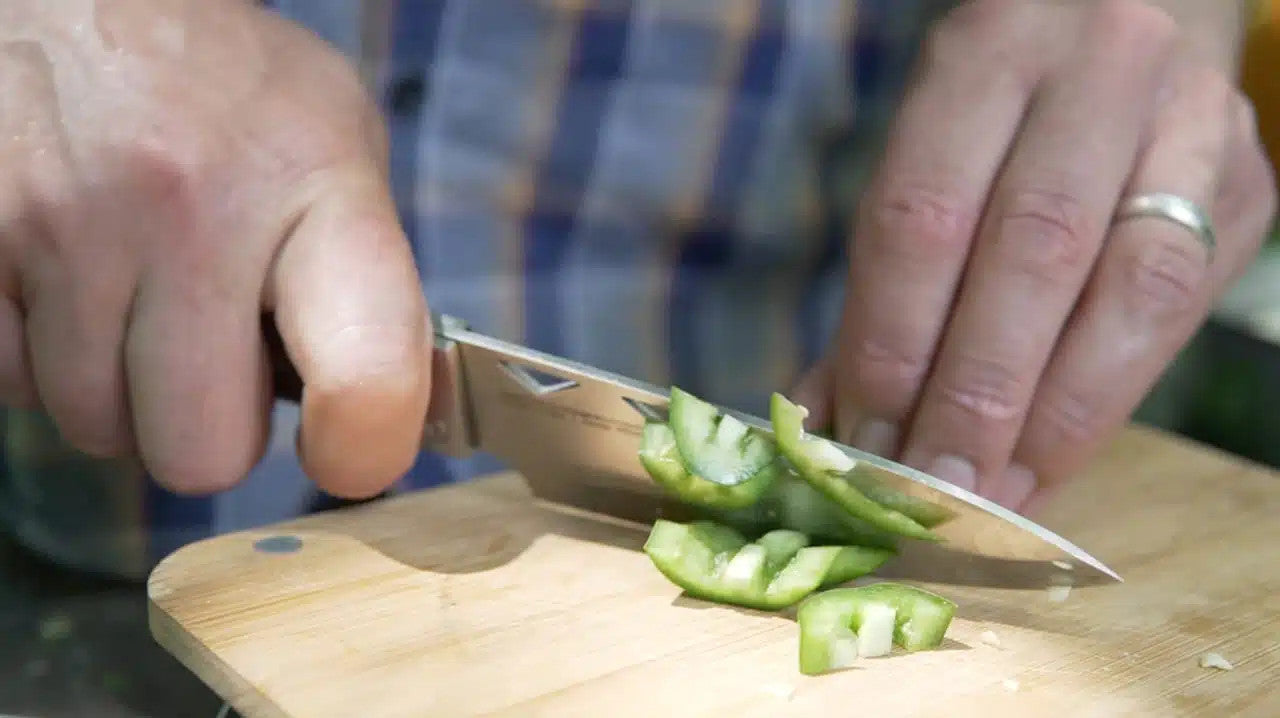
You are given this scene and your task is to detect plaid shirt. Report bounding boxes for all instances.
[1,0,953,579]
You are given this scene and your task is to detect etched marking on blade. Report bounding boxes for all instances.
[499,360,580,396]
[622,396,668,422]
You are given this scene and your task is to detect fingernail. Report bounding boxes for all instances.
[835,403,863,445]
[1020,484,1058,517]
[918,454,977,494]
[992,463,1038,511]
[850,419,899,457]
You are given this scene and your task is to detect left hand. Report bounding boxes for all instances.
[792,0,1277,515]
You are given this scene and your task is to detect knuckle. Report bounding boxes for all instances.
[924,0,1037,85]
[277,68,384,175]
[1241,162,1279,235]
[1087,0,1178,55]
[862,182,974,261]
[1214,97,1277,241]
[1034,384,1105,448]
[125,121,209,206]
[996,187,1095,281]
[311,323,426,394]
[1184,67,1234,111]
[937,0,1021,37]
[1235,100,1278,199]
[1230,91,1263,142]
[1119,231,1209,319]
[934,354,1030,429]
[273,114,367,182]
[1166,66,1235,135]
[21,170,75,256]
[842,335,932,407]
[1256,165,1280,227]
[1235,110,1277,206]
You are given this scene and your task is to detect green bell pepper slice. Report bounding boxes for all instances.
[642,519,894,611]
[638,420,778,509]
[708,469,902,551]
[796,582,957,675]
[842,471,956,530]
[769,393,941,542]
[668,387,778,486]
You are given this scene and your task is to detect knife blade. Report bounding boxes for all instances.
[266,312,1122,590]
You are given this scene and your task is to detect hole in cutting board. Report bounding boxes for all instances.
[254,535,303,554]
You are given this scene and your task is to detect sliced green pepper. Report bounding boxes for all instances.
[769,393,941,542]
[843,471,957,530]
[709,469,902,551]
[638,420,778,509]
[796,582,957,675]
[642,519,894,611]
[668,387,778,486]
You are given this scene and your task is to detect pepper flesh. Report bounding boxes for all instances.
[769,393,940,542]
[842,471,956,530]
[642,519,894,611]
[668,387,778,486]
[638,421,778,509]
[796,582,957,675]
[710,470,901,551]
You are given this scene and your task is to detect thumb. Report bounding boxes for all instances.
[266,168,432,498]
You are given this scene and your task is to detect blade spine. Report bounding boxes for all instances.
[445,325,673,404]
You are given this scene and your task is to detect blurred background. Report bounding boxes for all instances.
[3,2,1280,716]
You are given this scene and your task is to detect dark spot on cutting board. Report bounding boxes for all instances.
[253,535,303,554]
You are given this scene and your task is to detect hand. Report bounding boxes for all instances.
[0,0,432,497]
[792,0,1277,514]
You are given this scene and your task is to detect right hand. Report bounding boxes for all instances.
[1,0,433,498]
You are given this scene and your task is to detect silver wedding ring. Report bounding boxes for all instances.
[1114,192,1216,261]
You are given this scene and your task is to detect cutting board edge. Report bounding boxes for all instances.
[146,525,414,718]
[148,590,292,718]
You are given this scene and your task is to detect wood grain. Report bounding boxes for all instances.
[147,425,1280,717]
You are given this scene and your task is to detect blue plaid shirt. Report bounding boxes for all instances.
[1,0,955,579]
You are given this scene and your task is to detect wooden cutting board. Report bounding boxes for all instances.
[147,424,1280,718]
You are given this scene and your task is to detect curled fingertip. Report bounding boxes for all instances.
[1019,481,1062,518]
[848,418,900,457]
[296,325,431,499]
[143,441,266,496]
[787,358,833,431]
[140,400,273,497]
[298,396,421,499]
[989,462,1038,512]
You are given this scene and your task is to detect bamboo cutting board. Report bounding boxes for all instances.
[147,424,1280,718]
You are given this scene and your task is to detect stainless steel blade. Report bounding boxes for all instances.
[425,316,1122,590]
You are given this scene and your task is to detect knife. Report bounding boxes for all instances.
[264,312,1121,590]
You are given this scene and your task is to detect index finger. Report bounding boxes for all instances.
[830,8,1042,453]
[268,167,433,498]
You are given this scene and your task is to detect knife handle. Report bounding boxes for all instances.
[262,314,304,404]
[260,312,476,459]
